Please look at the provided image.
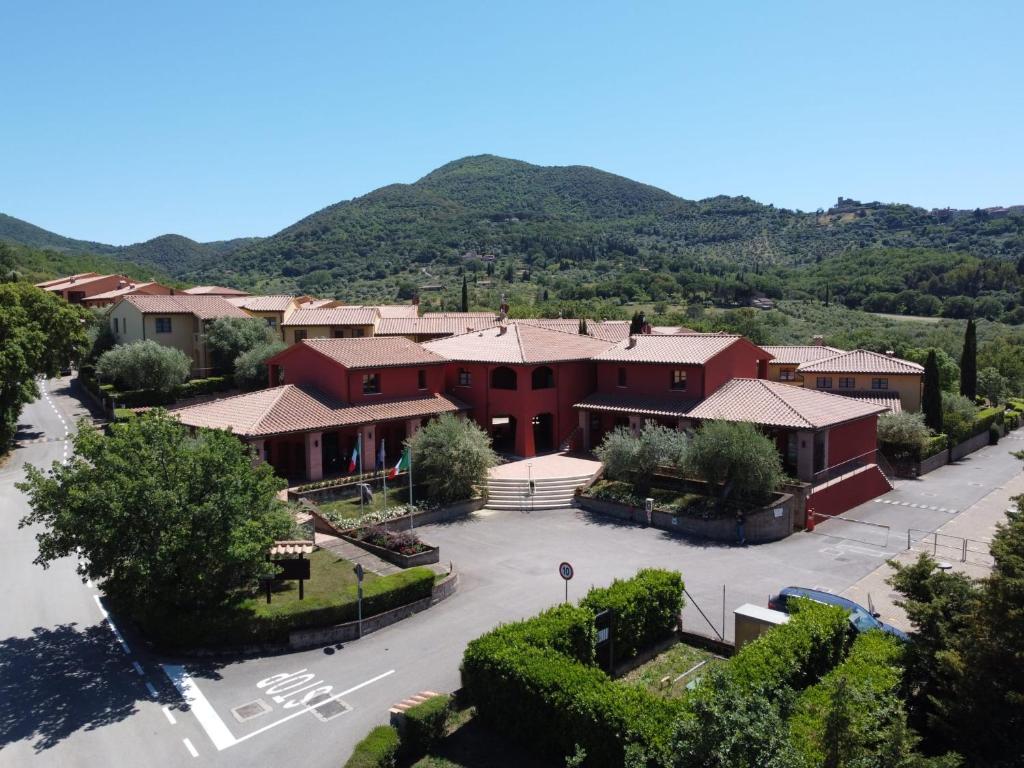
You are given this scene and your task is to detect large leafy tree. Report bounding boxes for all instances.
[595,424,688,496]
[17,411,290,612]
[233,340,287,390]
[95,339,190,392]
[407,413,496,503]
[205,316,276,373]
[0,283,89,449]
[922,350,944,433]
[684,420,782,503]
[959,318,977,400]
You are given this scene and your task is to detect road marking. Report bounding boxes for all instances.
[183,738,199,758]
[163,706,177,725]
[146,681,159,699]
[93,595,131,654]
[132,661,145,676]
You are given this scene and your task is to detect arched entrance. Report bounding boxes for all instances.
[532,413,554,453]
[491,415,517,454]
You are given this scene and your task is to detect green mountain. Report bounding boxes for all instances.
[3,155,1023,322]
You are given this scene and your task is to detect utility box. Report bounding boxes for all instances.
[734,603,789,650]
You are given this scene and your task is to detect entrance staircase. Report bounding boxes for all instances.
[485,472,595,511]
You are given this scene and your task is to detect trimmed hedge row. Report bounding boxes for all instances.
[461,569,685,768]
[725,598,852,694]
[401,694,451,762]
[79,368,234,407]
[343,725,399,768]
[973,406,1003,437]
[787,631,905,764]
[581,568,683,663]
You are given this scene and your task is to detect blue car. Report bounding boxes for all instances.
[768,586,910,641]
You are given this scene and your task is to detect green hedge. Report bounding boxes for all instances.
[921,433,948,459]
[402,694,451,761]
[177,375,233,398]
[134,567,436,647]
[973,406,1003,437]
[78,373,234,408]
[460,570,684,767]
[1006,410,1021,431]
[344,725,400,768]
[581,568,684,663]
[725,599,852,694]
[787,631,905,765]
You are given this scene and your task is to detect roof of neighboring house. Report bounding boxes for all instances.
[35,272,100,289]
[376,315,497,337]
[281,307,380,326]
[650,325,698,335]
[759,345,846,365]
[832,391,903,414]
[82,282,165,302]
[422,312,499,319]
[171,384,468,437]
[181,285,250,296]
[588,322,633,343]
[685,378,887,429]
[594,334,770,365]
[117,294,251,320]
[298,298,339,309]
[367,304,419,318]
[288,337,446,369]
[797,349,924,375]
[227,295,298,312]
[422,322,615,364]
[573,392,699,419]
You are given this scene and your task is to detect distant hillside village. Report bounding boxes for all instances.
[39,270,973,522]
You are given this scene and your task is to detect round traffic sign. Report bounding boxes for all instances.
[559,561,574,581]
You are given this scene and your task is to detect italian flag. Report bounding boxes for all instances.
[348,440,360,473]
[388,447,409,479]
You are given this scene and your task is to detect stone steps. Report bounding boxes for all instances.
[389,690,443,729]
[485,473,596,510]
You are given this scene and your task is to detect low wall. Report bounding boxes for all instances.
[951,430,990,462]
[370,498,486,531]
[288,570,458,650]
[577,492,796,544]
[808,465,890,517]
[338,533,440,568]
[918,449,950,475]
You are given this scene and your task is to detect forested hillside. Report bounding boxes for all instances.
[3,155,1023,321]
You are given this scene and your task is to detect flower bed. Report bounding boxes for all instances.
[343,525,440,568]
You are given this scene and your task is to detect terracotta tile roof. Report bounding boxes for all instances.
[377,316,497,336]
[83,282,160,301]
[35,272,100,288]
[299,337,446,368]
[39,273,127,292]
[119,294,251,320]
[225,294,298,312]
[686,378,887,429]
[172,384,467,437]
[181,285,250,296]
[282,307,380,326]
[589,322,633,343]
[270,540,315,556]
[422,312,499,319]
[833,391,903,414]
[366,304,419,318]
[650,325,697,335]
[299,298,338,309]
[797,349,924,375]
[595,334,765,365]
[759,346,846,365]
[422,322,614,364]
[574,392,698,418]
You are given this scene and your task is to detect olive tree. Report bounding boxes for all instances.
[595,424,688,496]
[234,341,287,390]
[95,340,190,392]
[684,420,782,503]
[205,316,276,373]
[407,413,496,503]
[877,411,931,447]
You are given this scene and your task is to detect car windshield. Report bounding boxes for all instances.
[849,608,881,632]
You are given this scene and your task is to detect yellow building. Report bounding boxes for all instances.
[280,307,382,344]
[227,295,306,339]
[108,295,252,376]
[760,344,845,383]
[797,349,924,412]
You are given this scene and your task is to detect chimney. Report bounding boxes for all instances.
[70,276,77,284]
[812,335,824,346]
[885,350,895,357]
[627,335,637,349]
[117,280,126,288]
[498,325,507,336]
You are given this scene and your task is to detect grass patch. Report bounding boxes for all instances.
[317,493,401,522]
[410,706,549,768]
[245,548,377,614]
[621,641,724,700]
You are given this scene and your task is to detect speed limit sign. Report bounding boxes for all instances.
[559,561,574,580]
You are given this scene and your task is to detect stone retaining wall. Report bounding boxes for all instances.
[951,430,991,461]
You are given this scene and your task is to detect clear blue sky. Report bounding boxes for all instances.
[2,1,1021,245]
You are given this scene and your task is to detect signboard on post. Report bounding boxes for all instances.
[559,561,574,602]
[353,563,365,637]
[594,609,614,672]
[645,497,654,526]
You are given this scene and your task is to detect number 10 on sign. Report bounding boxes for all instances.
[559,561,574,602]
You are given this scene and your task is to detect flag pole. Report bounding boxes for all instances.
[358,430,364,516]
[408,446,414,530]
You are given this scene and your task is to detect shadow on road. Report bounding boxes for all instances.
[0,622,165,752]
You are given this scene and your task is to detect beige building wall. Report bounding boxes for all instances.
[107,304,208,375]
[284,324,376,345]
[766,363,801,384]
[802,373,922,411]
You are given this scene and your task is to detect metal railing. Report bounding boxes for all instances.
[906,529,993,567]
[811,449,880,487]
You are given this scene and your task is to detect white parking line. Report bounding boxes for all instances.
[162,706,178,725]
[93,595,132,654]
[183,738,199,758]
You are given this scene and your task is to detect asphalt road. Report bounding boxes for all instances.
[1,379,1020,766]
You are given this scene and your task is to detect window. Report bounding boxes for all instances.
[670,370,687,390]
[491,366,517,390]
[155,317,172,334]
[353,329,365,337]
[531,366,554,389]
[112,317,119,333]
[457,368,471,386]
[816,377,833,389]
[417,369,427,390]
[333,329,345,338]
[838,377,855,389]
[362,373,380,394]
[871,378,889,390]
[779,368,796,381]
[265,318,277,329]
[294,329,307,342]
[617,367,627,387]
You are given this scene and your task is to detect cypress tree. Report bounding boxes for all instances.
[923,349,943,433]
[960,318,977,400]
[578,318,588,335]
[460,276,468,312]
[629,311,646,335]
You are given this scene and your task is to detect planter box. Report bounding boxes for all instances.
[340,533,440,568]
[578,492,795,544]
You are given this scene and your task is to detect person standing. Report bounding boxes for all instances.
[735,511,747,546]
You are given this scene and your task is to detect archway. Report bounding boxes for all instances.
[491,415,517,454]
[531,366,554,389]
[532,413,554,454]
[491,366,518,390]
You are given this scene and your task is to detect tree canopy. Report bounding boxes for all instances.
[205,316,276,373]
[407,413,496,503]
[95,340,190,392]
[684,421,782,503]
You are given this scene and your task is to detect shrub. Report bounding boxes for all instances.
[401,694,451,761]
[343,725,400,768]
[205,316,276,372]
[921,433,948,460]
[234,341,287,390]
[684,420,782,503]
[974,405,1003,437]
[407,413,496,503]
[941,393,978,445]
[96,340,190,393]
[483,603,597,664]
[877,411,930,447]
[580,568,684,663]
[978,366,1009,406]
[176,375,234,398]
[350,526,430,555]
[595,424,688,495]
